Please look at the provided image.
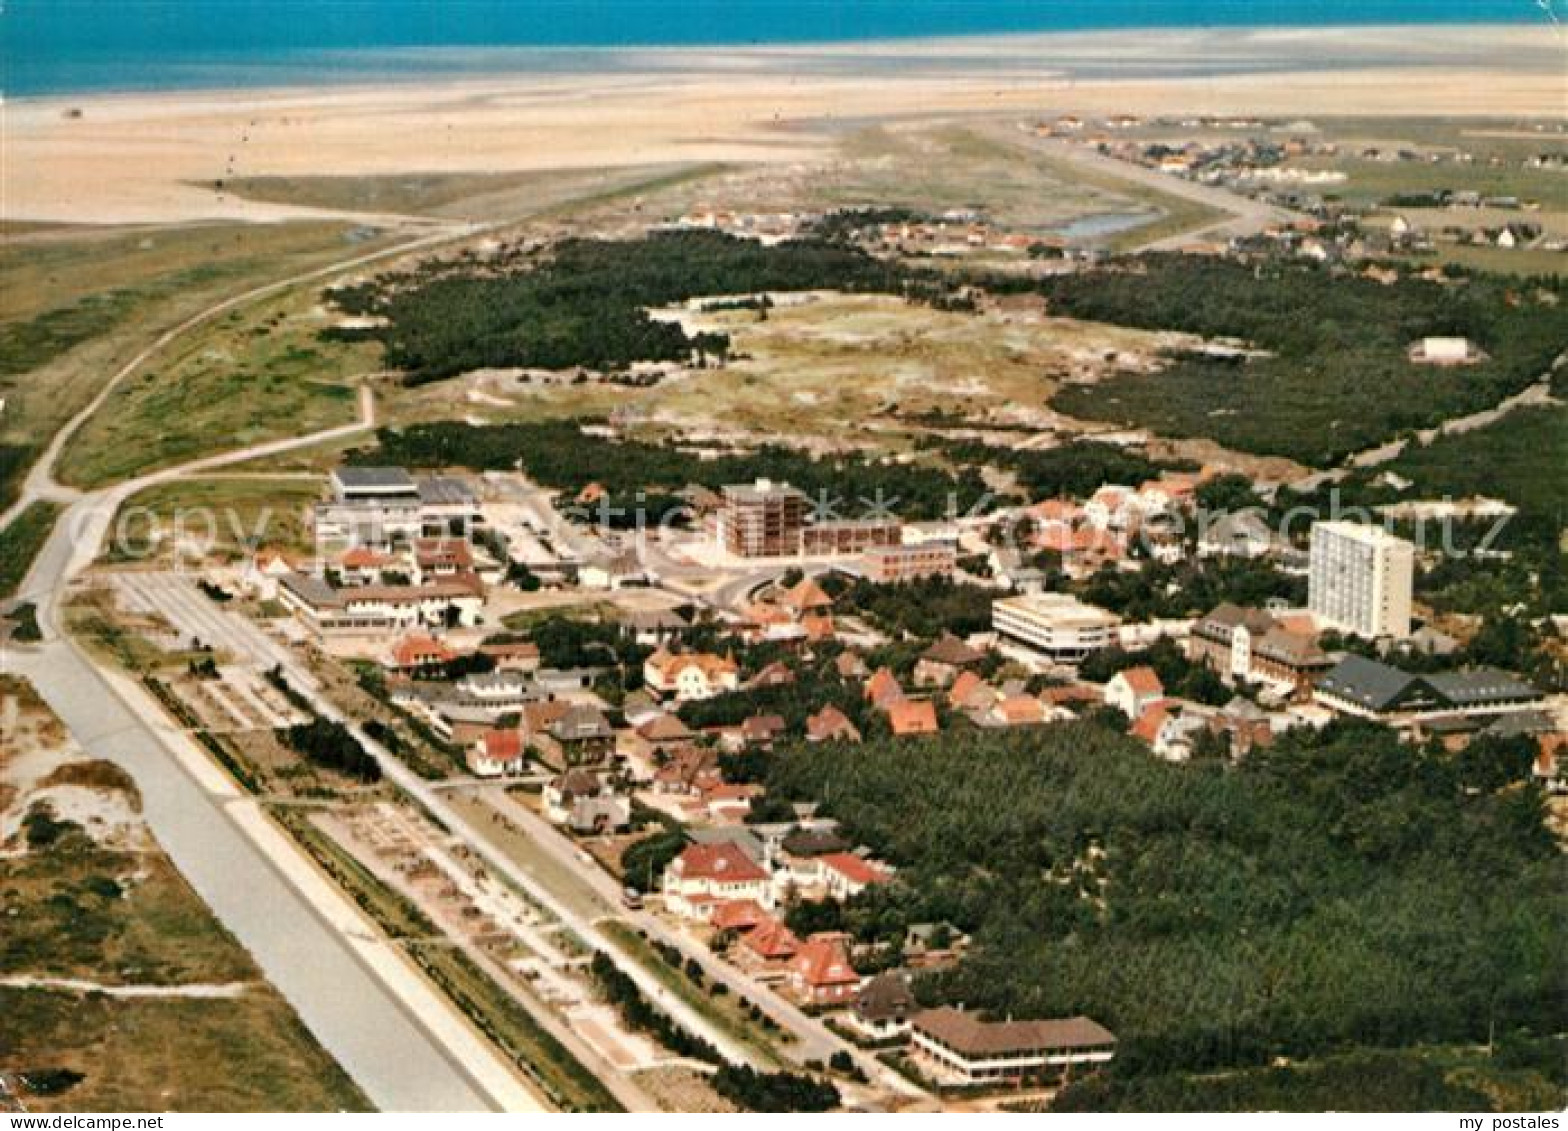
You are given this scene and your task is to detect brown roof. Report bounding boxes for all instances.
[806,704,862,744]
[856,970,916,1022]
[921,633,985,668]
[912,1007,1116,1056]
[780,577,834,613]
[637,713,696,743]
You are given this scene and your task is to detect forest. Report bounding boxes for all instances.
[762,719,1566,1109]
[325,230,911,384]
[1038,255,1568,465]
[920,437,1190,500]
[355,418,989,522]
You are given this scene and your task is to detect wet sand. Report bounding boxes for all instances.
[5,24,1563,225]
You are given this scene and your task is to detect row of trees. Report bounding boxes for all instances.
[277,718,381,784]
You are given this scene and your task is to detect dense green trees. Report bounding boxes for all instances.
[277,718,381,783]
[710,1064,841,1113]
[764,720,1565,1096]
[327,230,909,384]
[1041,255,1568,465]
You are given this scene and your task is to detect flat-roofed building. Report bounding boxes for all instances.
[1308,522,1414,639]
[417,476,483,537]
[801,518,902,555]
[910,1007,1116,1086]
[862,541,958,583]
[718,479,808,558]
[992,592,1120,665]
[315,466,422,547]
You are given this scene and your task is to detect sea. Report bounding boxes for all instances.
[1,0,1539,97]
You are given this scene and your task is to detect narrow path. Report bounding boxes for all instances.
[0,222,470,534]
[0,976,254,999]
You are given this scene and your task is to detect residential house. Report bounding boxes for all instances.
[478,640,541,672]
[662,842,774,920]
[914,633,986,688]
[849,971,918,1042]
[887,699,939,738]
[644,649,741,701]
[386,633,456,672]
[819,852,892,900]
[1104,666,1164,719]
[805,705,862,744]
[469,728,526,777]
[543,769,631,833]
[786,934,863,1006]
[864,668,905,708]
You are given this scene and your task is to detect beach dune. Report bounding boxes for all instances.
[6,25,1564,225]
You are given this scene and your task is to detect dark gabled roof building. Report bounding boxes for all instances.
[910,1007,1116,1086]
[1315,654,1541,722]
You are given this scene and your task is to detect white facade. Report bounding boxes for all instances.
[992,593,1121,664]
[1308,522,1414,639]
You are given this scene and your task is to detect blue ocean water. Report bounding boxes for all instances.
[1,0,1539,96]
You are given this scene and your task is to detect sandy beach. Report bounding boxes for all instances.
[5,24,1564,225]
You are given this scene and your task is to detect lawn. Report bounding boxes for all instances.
[106,476,324,563]
[0,988,372,1113]
[58,288,376,488]
[0,220,392,508]
[0,500,63,599]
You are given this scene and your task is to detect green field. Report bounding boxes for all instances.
[0,501,63,599]
[106,477,324,562]
[222,164,709,222]
[58,287,376,488]
[0,221,395,508]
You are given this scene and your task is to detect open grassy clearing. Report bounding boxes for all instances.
[0,501,63,599]
[382,290,1179,453]
[58,288,378,488]
[1,988,373,1113]
[0,674,369,1112]
[0,221,397,510]
[106,477,323,563]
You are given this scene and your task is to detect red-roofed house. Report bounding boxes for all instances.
[786,934,863,1006]
[739,915,801,967]
[887,699,939,738]
[1105,666,1165,719]
[662,842,772,919]
[1130,700,1175,746]
[806,704,862,744]
[469,728,525,777]
[819,853,893,900]
[864,668,905,708]
[387,633,456,671]
[710,899,770,935]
